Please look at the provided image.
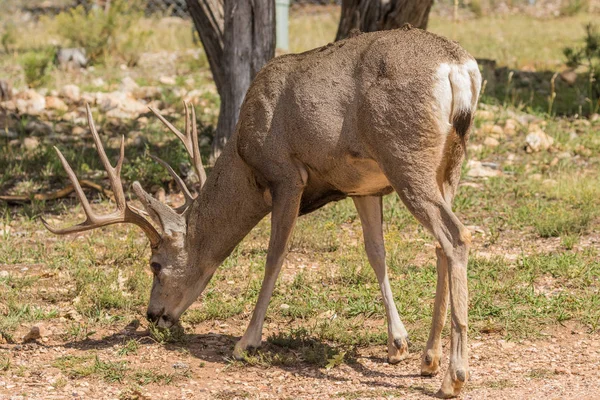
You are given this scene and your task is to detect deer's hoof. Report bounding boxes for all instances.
[420,350,441,376]
[388,336,410,364]
[436,366,468,398]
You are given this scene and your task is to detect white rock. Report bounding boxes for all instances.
[96,91,148,119]
[45,96,68,111]
[504,119,519,135]
[525,130,554,152]
[279,304,290,310]
[60,84,81,102]
[483,137,499,147]
[159,76,177,85]
[475,110,494,121]
[91,77,106,87]
[119,76,139,93]
[183,89,205,103]
[466,160,501,178]
[23,137,40,151]
[15,89,46,115]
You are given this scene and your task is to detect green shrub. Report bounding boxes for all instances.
[564,23,600,114]
[52,0,152,65]
[21,49,55,88]
[1,21,16,53]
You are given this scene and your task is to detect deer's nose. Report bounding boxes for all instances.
[146,309,163,323]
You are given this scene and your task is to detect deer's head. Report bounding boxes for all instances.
[42,103,210,328]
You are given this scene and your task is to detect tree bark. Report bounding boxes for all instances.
[186,0,275,160]
[336,0,434,41]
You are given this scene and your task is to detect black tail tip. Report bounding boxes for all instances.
[452,109,473,139]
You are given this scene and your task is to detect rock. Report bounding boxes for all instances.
[23,137,40,151]
[475,110,494,121]
[59,84,81,102]
[56,48,88,69]
[504,119,519,136]
[119,76,139,93]
[480,124,504,137]
[0,270,9,278]
[71,126,87,136]
[183,89,204,103]
[159,76,177,85]
[559,68,577,85]
[525,129,553,153]
[279,303,290,310]
[573,118,591,128]
[172,362,189,369]
[15,89,46,115]
[25,120,52,135]
[466,160,502,178]
[468,144,483,153]
[484,137,499,147]
[91,77,106,87]
[45,96,68,111]
[96,91,149,120]
[591,113,600,122]
[0,99,17,112]
[23,325,46,342]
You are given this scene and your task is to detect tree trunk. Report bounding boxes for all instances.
[336,0,434,41]
[186,0,275,160]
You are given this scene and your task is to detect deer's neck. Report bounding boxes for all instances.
[186,141,270,267]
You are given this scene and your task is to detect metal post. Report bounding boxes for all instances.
[276,0,290,52]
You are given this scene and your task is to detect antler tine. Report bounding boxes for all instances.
[41,104,162,248]
[149,154,194,213]
[86,104,126,209]
[149,103,207,188]
[190,104,207,186]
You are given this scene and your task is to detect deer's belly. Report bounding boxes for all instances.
[327,157,393,197]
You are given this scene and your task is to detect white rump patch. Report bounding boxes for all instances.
[432,59,482,134]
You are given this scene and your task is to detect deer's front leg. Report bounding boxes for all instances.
[233,182,304,360]
[353,196,409,364]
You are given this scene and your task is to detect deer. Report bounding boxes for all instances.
[42,25,481,398]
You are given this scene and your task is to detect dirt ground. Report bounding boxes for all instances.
[1,318,599,399]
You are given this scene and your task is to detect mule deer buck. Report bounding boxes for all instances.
[43,26,481,398]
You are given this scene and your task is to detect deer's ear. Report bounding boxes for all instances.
[132,182,186,235]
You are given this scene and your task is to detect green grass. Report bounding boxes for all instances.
[1,7,600,391]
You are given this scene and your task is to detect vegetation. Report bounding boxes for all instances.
[0,4,599,397]
[564,23,600,114]
[20,48,55,88]
[51,0,152,65]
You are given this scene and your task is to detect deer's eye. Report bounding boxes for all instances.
[150,262,162,274]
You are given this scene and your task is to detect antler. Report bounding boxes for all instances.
[41,104,162,248]
[149,102,207,188]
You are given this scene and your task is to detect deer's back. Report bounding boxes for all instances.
[235,27,475,210]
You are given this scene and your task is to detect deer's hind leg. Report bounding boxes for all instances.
[353,195,409,364]
[422,132,466,378]
[383,155,470,398]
